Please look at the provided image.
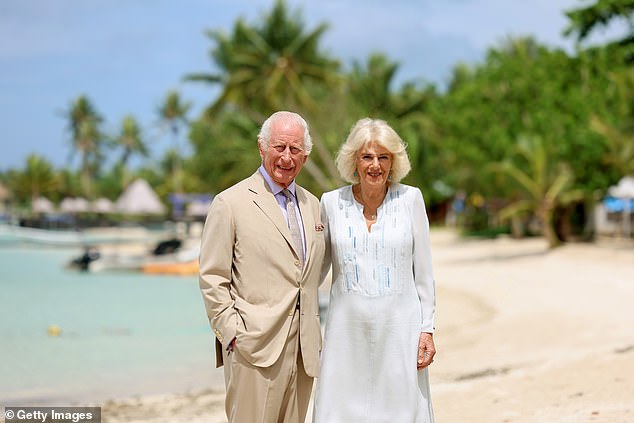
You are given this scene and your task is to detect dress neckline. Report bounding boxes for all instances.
[349,184,391,232]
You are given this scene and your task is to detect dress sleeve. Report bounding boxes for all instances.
[411,188,436,333]
[319,194,332,285]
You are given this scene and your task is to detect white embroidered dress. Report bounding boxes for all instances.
[313,184,436,423]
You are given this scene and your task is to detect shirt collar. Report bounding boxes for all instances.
[259,165,297,197]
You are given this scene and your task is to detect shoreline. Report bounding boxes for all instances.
[6,229,633,422]
[430,230,634,422]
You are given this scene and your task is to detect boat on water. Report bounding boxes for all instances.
[67,238,200,274]
[141,242,200,275]
[73,249,149,272]
[142,259,198,276]
[0,223,171,247]
[0,224,82,246]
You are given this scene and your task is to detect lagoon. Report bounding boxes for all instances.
[0,244,222,405]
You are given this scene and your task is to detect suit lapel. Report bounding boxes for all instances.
[248,172,295,252]
[296,187,314,270]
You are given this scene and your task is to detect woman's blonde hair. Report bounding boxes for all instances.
[335,118,411,184]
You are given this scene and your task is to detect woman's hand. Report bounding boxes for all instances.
[417,332,436,370]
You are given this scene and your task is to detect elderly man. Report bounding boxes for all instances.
[199,111,326,423]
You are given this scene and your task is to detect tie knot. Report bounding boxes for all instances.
[282,189,293,201]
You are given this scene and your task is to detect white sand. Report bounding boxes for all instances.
[101,229,634,422]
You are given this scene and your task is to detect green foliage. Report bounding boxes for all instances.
[5,154,58,204]
[158,90,192,194]
[53,169,82,202]
[94,164,126,200]
[116,115,148,165]
[347,53,400,117]
[187,0,339,120]
[4,0,633,243]
[158,90,192,133]
[434,36,622,198]
[588,68,634,176]
[63,95,105,198]
[114,115,148,189]
[564,0,634,42]
[185,0,343,191]
[565,0,634,62]
[188,111,261,194]
[489,136,584,247]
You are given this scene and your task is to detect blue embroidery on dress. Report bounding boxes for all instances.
[333,185,410,297]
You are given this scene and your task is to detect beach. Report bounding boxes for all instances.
[66,230,634,421]
[428,230,634,422]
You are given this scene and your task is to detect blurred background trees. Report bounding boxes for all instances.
[1,0,633,246]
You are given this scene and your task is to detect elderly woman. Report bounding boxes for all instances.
[313,118,437,423]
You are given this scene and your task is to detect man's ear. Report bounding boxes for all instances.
[257,138,265,159]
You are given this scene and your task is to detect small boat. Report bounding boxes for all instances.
[141,245,200,276]
[67,246,150,272]
[0,224,81,246]
[142,259,198,276]
[0,223,169,247]
[66,238,199,274]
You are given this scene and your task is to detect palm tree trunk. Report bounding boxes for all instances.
[311,135,340,188]
[303,160,332,192]
[172,129,182,194]
[511,215,524,238]
[81,156,92,198]
[540,207,560,248]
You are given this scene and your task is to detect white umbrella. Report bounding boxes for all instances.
[60,197,90,213]
[116,179,166,215]
[608,176,634,198]
[92,198,115,213]
[32,197,55,213]
[186,199,212,217]
[59,198,74,212]
[74,197,90,212]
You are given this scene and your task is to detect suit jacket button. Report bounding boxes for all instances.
[294,260,301,267]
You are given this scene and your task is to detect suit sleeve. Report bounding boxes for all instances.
[411,188,436,333]
[199,194,238,350]
[319,194,332,285]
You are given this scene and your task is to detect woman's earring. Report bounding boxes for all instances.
[388,172,392,181]
[353,171,358,177]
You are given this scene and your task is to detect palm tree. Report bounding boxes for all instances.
[589,70,634,177]
[564,0,634,62]
[187,0,339,119]
[186,0,341,190]
[490,136,584,248]
[344,53,443,197]
[115,115,148,187]
[10,154,57,205]
[158,90,191,194]
[188,111,262,192]
[591,116,634,177]
[348,53,400,116]
[63,95,103,198]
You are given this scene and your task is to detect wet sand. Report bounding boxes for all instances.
[100,229,634,422]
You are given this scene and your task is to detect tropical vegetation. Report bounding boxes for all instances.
[1,0,633,247]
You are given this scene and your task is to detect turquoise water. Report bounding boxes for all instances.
[0,245,223,405]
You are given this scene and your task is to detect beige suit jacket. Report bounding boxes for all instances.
[199,171,326,377]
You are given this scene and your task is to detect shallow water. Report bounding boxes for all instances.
[0,244,221,405]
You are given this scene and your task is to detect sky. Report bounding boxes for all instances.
[0,0,616,171]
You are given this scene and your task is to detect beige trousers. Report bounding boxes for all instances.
[223,309,313,423]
